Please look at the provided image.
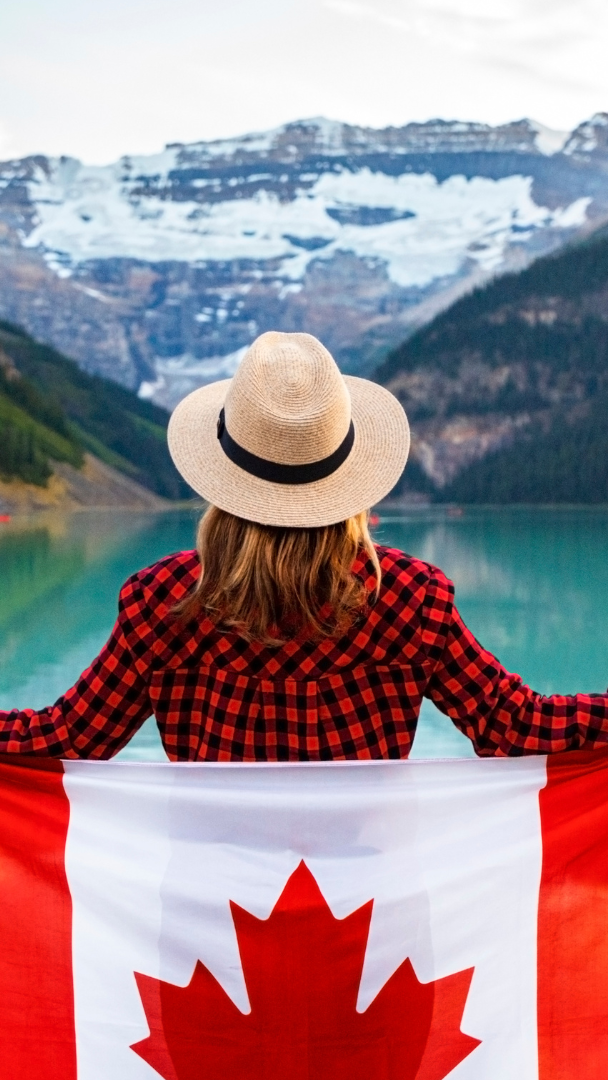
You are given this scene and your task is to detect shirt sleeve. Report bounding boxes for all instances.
[0,583,153,758]
[423,573,608,756]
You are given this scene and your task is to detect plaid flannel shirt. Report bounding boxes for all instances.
[1,545,608,760]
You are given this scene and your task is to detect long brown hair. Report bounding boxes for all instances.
[176,505,381,645]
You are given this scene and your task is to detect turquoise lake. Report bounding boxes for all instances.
[1,507,607,760]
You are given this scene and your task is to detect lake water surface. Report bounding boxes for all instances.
[1,507,607,760]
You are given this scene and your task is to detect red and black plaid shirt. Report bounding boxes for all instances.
[2,545,608,760]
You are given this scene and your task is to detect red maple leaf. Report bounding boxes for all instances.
[132,862,480,1080]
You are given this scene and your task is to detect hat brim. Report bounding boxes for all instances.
[168,375,410,527]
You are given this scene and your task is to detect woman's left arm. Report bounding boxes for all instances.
[0,601,153,758]
[423,572,608,755]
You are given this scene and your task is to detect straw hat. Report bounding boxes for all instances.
[168,331,410,527]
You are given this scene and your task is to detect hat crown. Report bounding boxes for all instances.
[224,332,351,465]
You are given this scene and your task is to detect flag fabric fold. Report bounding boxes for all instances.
[1,751,608,1079]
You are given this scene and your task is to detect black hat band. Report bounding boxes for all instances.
[216,408,355,485]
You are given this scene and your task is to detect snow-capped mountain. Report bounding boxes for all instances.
[1,114,608,407]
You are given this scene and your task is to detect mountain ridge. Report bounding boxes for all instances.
[1,113,607,408]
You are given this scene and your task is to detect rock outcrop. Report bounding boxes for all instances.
[0,453,170,514]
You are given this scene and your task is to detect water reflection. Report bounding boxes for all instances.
[0,512,198,751]
[1,507,607,760]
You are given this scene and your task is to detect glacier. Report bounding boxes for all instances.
[24,164,589,289]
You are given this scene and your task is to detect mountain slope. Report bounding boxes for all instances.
[0,321,185,499]
[436,393,608,503]
[1,114,608,407]
[376,227,608,501]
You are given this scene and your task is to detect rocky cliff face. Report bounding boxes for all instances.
[377,226,608,494]
[0,453,169,514]
[1,115,607,408]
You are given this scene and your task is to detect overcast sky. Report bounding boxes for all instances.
[1,0,607,164]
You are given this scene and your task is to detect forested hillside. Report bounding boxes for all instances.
[377,228,608,502]
[0,321,186,499]
[437,391,608,503]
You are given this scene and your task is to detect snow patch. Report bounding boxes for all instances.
[173,126,282,161]
[139,347,248,409]
[120,148,180,177]
[297,117,345,149]
[563,114,608,156]
[73,283,110,302]
[529,121,570,156]
[23,163,590,292]
[550,196,591,229]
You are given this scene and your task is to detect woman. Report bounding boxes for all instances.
[1,331,607,760]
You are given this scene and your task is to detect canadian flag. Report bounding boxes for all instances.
[1,751,607,1080]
